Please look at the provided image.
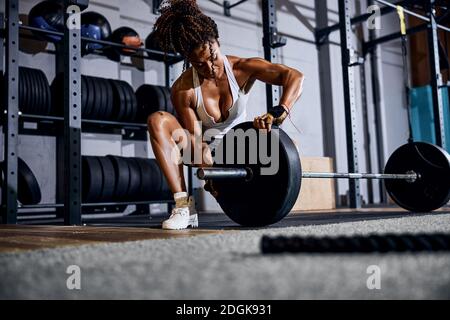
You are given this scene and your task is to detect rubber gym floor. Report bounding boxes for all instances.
[0,206,449,299]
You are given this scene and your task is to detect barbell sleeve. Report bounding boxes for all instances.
[302,172,418,182]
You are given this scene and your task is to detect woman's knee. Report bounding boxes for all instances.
[147,111,173,135]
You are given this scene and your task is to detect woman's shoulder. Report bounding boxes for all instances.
[171,67,194,92]
[225,55,243,69]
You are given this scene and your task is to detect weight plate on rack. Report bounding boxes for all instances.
[30,68,42,115]
[135,84,166,122]
[128,83,138,122]
[384,142,450,212]
[96,76,107,120]
[110,79,127,122]
[22,68,34,115]
[50,72,62,116]
[118,80,131,122]
[90,75,101,120]
[18,67,25,112]
[82,156,103,202]
[84,76,96,119]
[148,158,169,200]
[98,156,116,201]
[135,157,156,200]
[34,68,45,116]
[39,70,52,116]
[106,155,130,200]
[162,86,175,115]
[17,157,42,205]
[81,75,88,117]
[125,157,142,201]
[102,78,114,121]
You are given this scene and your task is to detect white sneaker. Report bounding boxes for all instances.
[162,205,198,230]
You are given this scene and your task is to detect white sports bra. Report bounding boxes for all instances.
[192,55,249,150]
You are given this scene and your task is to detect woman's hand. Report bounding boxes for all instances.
[253,105,289,132]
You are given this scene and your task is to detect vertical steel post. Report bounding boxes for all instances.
[427,0,446,149]
[262,0,280,110]
[63,2,82,225]
[314,0,339,206]
[355,0,374,204]
[1,0,19,224]
[338,0,361,208]
[367,0,387,204]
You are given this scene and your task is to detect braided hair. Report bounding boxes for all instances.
[153,0,220,79]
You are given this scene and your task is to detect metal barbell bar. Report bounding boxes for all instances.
[196,167,419,183]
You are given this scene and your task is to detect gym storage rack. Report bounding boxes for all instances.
[0,0,185,225]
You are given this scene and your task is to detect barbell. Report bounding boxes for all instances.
[195,121,450,227]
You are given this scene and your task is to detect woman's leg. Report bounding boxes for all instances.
[147,111,188,194]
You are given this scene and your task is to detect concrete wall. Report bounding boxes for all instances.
[0,0,408,214]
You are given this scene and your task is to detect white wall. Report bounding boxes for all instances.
[0,0,408,213]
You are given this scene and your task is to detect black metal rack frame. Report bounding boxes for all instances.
[0,0,188,225]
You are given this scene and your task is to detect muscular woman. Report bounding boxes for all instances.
[147,0,305,230]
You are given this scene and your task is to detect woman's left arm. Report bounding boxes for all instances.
[238,57,305,120]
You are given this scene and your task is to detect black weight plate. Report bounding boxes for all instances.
[384,142,450,212]
[99,77,109,120]
[96,76,107,120]
[18,67,25,112]
[128,83,138,122]
[135,84,156,122]
[149,158,171,200]
[109,79,127,121]
[81,75,88,117]
[45,72,52,115]
[213,121,302,227]
[98,156,116,202]
[22,68,33,114]
[28,69,39,114]
[162,86,175,115]
[135,84,165,122]
[147,159,162,197]
[82,156,103,202]
[135,158,157,200]
[125,158,142,201]
[34,69,45,115]
[118,80,131,122]
[157,86,167,114]
[154,85,166,112]
[106,155,130,200]
[158,86,169,113]
[85,76,96,119]
[50,72,62,116]
[38,70,52,116]
[102,78,113,121]
[17,157,42,205]
[0,73,4,110]
[29,68,41,115]
[90,75,102,120]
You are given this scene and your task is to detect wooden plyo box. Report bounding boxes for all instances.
[291,157,336,212]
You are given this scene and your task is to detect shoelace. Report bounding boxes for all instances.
[169,207,188,219]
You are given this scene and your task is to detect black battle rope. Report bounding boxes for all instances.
[261,234,450,254]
